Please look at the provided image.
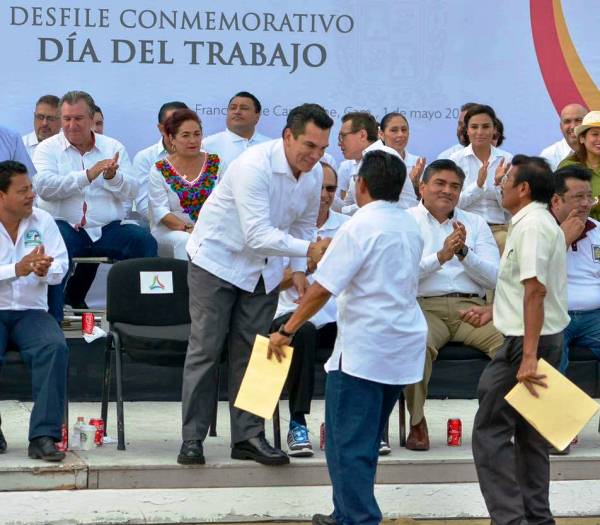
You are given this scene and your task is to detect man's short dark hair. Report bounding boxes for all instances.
[158,101,188,124]
[320,161,338,182]
[554,164,593,195]
[36,95,59,108]
[284,103,333,138]
[341,112,378,142]
[61,90,96,116]
[229,91,262,113]
[93,104,103,116]
[421,159,466,185]
[0,161,28,192]
[357,151,406,202]
[510,154,555,204]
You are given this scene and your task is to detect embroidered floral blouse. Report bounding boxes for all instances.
[148,153,219,228]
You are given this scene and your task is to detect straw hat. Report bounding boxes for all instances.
[574,110,600,137]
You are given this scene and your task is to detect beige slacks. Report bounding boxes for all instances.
[405,296,504,426]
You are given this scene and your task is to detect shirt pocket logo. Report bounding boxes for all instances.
[592,244,600,263]
[24,229,42,247]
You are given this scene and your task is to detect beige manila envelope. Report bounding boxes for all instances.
[234,334,294,420]
[505,358,600,451]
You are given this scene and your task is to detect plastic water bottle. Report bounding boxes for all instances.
[70,416,86,450]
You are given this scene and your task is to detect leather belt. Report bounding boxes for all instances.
[419,293,482,299]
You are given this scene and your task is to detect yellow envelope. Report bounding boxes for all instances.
[234,334,294,420]
[505,358,600,451]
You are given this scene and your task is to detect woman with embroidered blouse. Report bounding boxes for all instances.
[148,108,220,259]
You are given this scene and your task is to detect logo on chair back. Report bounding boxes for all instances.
[23,229,42,247]
[139,271,174,294]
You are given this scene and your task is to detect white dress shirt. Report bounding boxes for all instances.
[22,131,39,158]
[450,144,513,224]
[493,202,569,336]
[202,128,270,177]
[315,200,427,385]
[132,138,168,218]
[148,159,190,228]
[540,138,572,172]
[0,208,68,311]
[402,150,421,173]
[337,159,356,194]
[566,218,600,311]
[275,210,350,328]
[32,131,138,242]
[408,202,499,297]
[186,138,321,293]
[341,140,418,216]
[437,143,464,160]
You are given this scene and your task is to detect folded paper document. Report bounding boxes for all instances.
[505,358,600,451]
[234,334,294,420]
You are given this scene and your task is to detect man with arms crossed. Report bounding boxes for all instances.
[464,155,569,525]
[269,151,427,525]
[180,104,332,466]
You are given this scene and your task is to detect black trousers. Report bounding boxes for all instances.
[271,313,336,417]
[472,333,563,525]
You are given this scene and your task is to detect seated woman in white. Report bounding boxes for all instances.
[379,112,426,193]
[148,109,219,259]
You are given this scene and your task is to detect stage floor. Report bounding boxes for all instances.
[1,399,599,523]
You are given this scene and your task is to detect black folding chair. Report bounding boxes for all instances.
[101,257,191,450]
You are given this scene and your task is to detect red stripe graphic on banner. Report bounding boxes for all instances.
[530,0,586,113]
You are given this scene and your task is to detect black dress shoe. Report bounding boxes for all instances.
[177,440,205,465]
[231,433,290,465]
[65,297,89,310]
[312,514,338,525]
[0,427,7,454]
[28,436,65,462]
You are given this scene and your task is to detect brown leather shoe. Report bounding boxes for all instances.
[406,417,430,451]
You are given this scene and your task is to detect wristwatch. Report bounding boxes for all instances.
[278,324,295,338]
[457,245,469,258]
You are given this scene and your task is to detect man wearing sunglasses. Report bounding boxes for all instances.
[22,95,61,158]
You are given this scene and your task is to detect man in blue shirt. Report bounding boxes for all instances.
[0,125,36,176]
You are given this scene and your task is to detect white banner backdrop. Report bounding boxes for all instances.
[1,0,599,163]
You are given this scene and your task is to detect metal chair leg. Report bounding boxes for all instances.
[209,365,219,437]
[100,332,113,436]
[399,389,406,447]
[113,332,126,451]
[63,361,70,431]
[273,403,281,449]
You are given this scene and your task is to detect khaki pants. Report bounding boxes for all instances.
[405,296,504,426]
[489,223,508,256]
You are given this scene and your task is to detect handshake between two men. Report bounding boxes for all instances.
[291,236,332,300]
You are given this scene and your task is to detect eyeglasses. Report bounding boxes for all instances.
[562,193,598,205]
[34,113,59,123]
[338,130,357,142]
[322,185,338,193]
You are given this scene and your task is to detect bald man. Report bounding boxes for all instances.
[540,103,588,170]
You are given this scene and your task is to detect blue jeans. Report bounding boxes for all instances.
[324,370,403,525]
[559,308,600,373]
[48,220,157,321]
[0,310,69,440]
